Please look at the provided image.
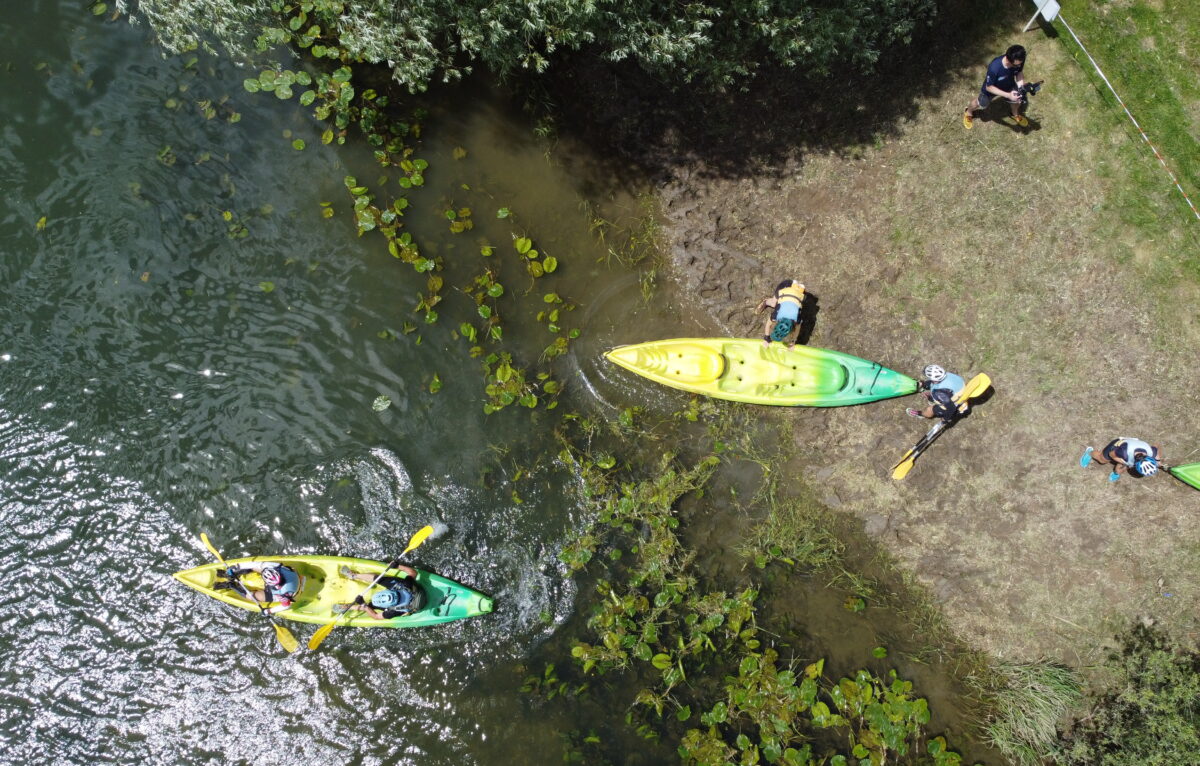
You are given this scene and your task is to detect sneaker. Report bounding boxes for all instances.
[906,408,925,418]
[1014,114,1029,127]
[1079,446,1094,468]
[338,565,353,578]
[1108,471,1121,483]
[962,109,973,129]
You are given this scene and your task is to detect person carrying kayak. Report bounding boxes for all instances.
[335,564,425,619]
[906,365,965,420]
[214,562,304,612]
[1080,437,1163,482]
[756,279,805,349]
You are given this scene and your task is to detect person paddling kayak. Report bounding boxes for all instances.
[214,562,303,611]
[906,365,966,419]
[335,564,425,619]
[756,279,805,349]
[1080,437,1163,482]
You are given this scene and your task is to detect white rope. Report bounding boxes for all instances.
[1057,12,1200,222]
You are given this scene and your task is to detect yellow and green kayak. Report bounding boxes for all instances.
[1169,463,1200,491]
[605,338,917,407]
[173,555,494,629]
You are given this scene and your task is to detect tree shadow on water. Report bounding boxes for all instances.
[537,0,1034,183]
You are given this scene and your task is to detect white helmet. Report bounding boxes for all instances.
[923,365,946,383]
[1135,457,1158,477]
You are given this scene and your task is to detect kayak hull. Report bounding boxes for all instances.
[605,338,917,407]
[173,555,493,629]
[1169,463,1200,491]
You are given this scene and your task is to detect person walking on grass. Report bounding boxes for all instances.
[756,279,805,349]
[906,364,965,420]
[1080,437,1163,482]
[963,45,1032,129]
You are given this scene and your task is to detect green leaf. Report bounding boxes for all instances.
[675,705,691,722]
[91,3,107,15]
[292,139,305,150]
[478,304,492,319]
[429,373,442,394]
[258,281,275,293]
[275,85,293,99]
[299,90,316,106]
[480,245,493,256]
[35,216,47,231]
[487,283,504,298]
[542,256,558,273]
[514,237,532,254]
[543,292,561,303]
[496,207,511,218]
[321,129,334,145]
[243,78,261,93]
[651,653,672,670]
[872,646,888,658]
[332,66,352,83]
[372,395,391,412]
[452,146,467,160]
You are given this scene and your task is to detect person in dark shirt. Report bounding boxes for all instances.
[963,45,1031,129]
[335,563,425,619]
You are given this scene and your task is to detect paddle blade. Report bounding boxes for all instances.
[307,621,336,650]
[955,373,992,403]
[200,533,227,568]
[891,455,917,481]
[401,525,435,556]
[274,623,299,653]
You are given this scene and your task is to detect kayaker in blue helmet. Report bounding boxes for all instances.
[1080,437,1163,482]
[214,561,303,610]
[906,364,966,419]
[336,563,425,619]
[756,279,805,349]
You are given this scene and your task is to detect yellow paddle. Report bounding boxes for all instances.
[892,373,992,480]
[307,525,435,651]
[200,533,298,653]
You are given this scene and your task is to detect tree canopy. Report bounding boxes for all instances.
[120,0,936,90]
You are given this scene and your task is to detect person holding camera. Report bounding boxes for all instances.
[963,44,1032,129]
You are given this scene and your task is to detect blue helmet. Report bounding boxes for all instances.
[770,318,796,342]
[1135,457,1158,477]
[371,587,413,610]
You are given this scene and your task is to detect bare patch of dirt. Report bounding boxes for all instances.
[652,32,1200,661]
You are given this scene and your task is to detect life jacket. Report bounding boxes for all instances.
[776,283,805,307]
[1113,438,1155,465]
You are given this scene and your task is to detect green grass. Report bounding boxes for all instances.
[970,660,1083,766]
[1054,1,1200,238]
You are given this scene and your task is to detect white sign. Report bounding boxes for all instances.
[1024,0,1061,31]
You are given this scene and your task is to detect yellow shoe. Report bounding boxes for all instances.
[962,109,973,129]
[1014,114,1029,127]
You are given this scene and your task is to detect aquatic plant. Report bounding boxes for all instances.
[551,424,973,765]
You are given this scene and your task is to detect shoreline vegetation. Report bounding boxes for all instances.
[108,0,1200,764]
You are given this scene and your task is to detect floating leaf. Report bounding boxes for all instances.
[651,653,672,670]
[372,395,391,412]
[872,646,888,658]
[452,146,467,160]
[542,256,558,273]
[321,128,333,145]
[480,245,493,257]
[321,207,334,219]
[35,216,47,231]
[528,261,544,277]
[496,207,511,219]
[444,209,456,220]
[275,85,293,99]
[140,272,150,282]
[486,283,504,298]
[543,292,561,303]
[258,281,275,293]
[91,3,107,15]
[429,373,441,394]
[514,237,532,254]
[292,139,305,150]
[299,90,316,106]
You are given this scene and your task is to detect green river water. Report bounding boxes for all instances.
[0,4,992,765]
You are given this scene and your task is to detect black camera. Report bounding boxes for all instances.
[1018,80,1044,105]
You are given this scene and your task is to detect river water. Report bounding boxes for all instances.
[0,4,993,765]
